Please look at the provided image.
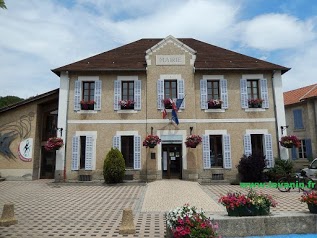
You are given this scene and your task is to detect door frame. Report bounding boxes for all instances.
[162,144,182,179]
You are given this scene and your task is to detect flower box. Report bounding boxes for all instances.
[207,99,222,109]
[119,100,135,110]
[80,100,95,110]
[162,98,173,109]
[248,98,263,108]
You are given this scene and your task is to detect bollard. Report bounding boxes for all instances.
[119,208,135,234]
[0,203,18,227]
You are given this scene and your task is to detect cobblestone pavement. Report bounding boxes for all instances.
[0,180,309,237]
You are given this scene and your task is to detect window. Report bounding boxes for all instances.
[298,139,307,159]
[157,78,185,109]
[202,134,231,169]
[200,77,228,110]
[112,135,141,169]
[114,77,141,111]
[209,135,223,167]
[121,136,134,168]
[240,76,269,109]
[73,77,101,111]
[71,135,94,171]
[207,80,220,100]
[244,134,273,167]
[294,139,312,160]
[293,109,304,129]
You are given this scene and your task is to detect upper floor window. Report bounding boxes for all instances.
[293,109,304,129]
[240,76,269,109]
[73,77,101,112]
[200,77,228,110]
[114,77,141,111]
[157,77,185,109]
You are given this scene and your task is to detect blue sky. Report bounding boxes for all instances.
[1,0,317,98]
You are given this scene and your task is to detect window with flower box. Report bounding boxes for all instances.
[200,76,228,110]
[73,77,101,112]
[114,76,141,111]
[240,75,269,109]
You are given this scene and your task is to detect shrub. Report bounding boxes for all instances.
[264,158,294,182]
[237,154,267,182]
[103,148,125,184]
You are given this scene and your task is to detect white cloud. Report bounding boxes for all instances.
[239,14,316,50]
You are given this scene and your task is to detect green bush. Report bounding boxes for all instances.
[103,148,125,184]
[237,154,267,182]
[264,158,294,182]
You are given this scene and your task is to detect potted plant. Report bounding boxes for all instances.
[248,98,263,108]
[279,135,301,148]
[80,100,95,110]
[162,98,173,109]
[142,135,161,148]
[300,191,317,213]
[207,99,222,109]
[218,189,277,216]
[44,137,64,151]
[165,204,219,238]
[185,135,202,148]
[119,100,135,109]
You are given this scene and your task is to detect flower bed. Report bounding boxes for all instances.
[218,190,277,216]
[165,204,219,238]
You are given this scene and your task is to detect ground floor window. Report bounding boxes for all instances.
[209,135,223,167]
[71,135,94,171]
[292,139,312,160]
[121,136,134,168]
[251,134,263,157]
[298,139,307,159]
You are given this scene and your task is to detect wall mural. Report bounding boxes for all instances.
[0,112,34,160]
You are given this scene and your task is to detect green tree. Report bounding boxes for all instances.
[103,148,125,184]
[0,0,6,9]
[0,96,24,108]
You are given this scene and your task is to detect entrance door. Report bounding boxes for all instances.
[162,144,182,179]
[40,147,56,179]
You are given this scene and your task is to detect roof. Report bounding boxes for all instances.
[284,84,317,106]
[52,37,290,76]
[0,89,59,113]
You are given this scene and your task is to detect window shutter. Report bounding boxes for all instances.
[71,136,80,170]
[85,135,93,170]
[177,79,185,109]
[134,80,141,110]
[200,79,208,109]
[157,79,164,109]
[240,79,248,108]
[134,135,141,170]
[202,135,211,169]
[264,134,273,168]
[260,79,269,108]
[291,146,297,160]
[94,80,102,111]
[306,139,313,159]
[243,134,252,156]
[223,134,232,169]
[74,81,81,111]
[293,109,304,129]
[114,80,121,111]
[112,135,121,151]
[220,79,228,109]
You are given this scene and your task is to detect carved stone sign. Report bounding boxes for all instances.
[156,55,185,65]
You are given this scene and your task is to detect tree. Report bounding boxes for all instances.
[0,0,6,9]
[0,96,24,108]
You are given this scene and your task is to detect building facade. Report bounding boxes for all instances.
[284,84,317,162]
[53,36,290,182]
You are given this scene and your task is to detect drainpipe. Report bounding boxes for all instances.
[271,71,281,160]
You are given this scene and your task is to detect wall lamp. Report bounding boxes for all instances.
[190,127,193,135]
[280,126,288,135]
[56,127,64,137]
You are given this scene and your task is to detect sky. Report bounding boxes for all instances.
[1,0,317,98]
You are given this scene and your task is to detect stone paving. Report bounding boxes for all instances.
[0,180,309,237]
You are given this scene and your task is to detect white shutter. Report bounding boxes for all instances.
[112,135,121,151]
[114,80,121,111]
[264,134,273,168]
[85,135,93,170]
[134,135,141,170]
[202,135,211,169]
[260,79,269,109]
[223,134,232,169]
[220,79,228,109]
[244,134,252,156]
[94,80,102,111]
[177,79,185,109]
[200,79,208,109]
[71,136,80,170]
[240,79,248,109]
[74,81,81,111]
[134,80,141,110]
[157,79,164,109]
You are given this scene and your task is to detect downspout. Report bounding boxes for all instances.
[63,72,70,182]
[271,71,281,160]
[145,68,148,182]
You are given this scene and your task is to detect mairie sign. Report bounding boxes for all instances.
[156,55,185,65]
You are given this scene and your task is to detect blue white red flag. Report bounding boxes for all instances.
[162,109,167,119]
[176,98,184,110]
[171,109,179,125]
